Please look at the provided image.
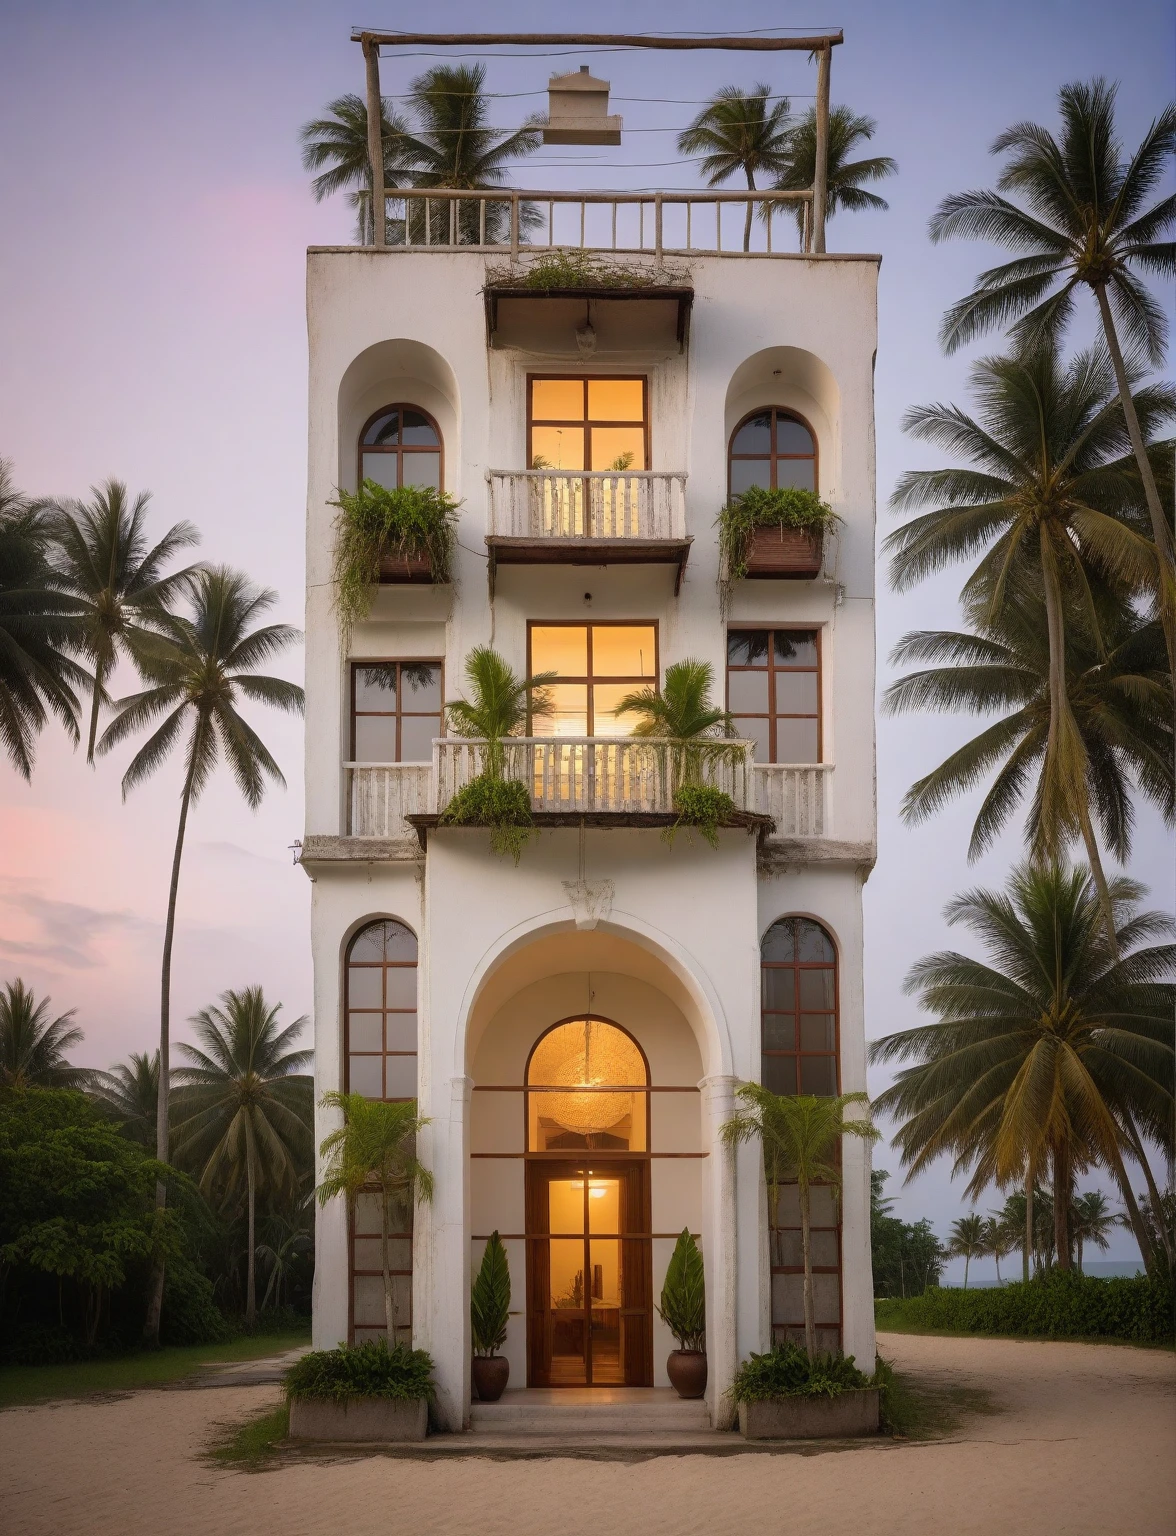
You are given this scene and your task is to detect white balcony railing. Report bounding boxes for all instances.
[487,470,687,542]
[436,738,755,816]
[346,763,432,840]
[753,764,831,838]
[345,753,829,840]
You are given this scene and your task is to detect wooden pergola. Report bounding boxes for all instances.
[352,29,843,254]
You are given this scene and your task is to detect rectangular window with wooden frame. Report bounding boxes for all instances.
[528,622,657,737]
[528,377,649,472]
[726,629,821,764]
[350,661,443,764]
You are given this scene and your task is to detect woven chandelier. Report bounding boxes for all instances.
[532,1018,643,1136]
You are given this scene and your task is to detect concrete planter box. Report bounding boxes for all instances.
[738,1388,880,1440]
[288,1396,428,1442]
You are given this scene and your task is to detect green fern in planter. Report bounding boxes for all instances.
[666,784,738,849]
[717,486,838,589]
[732,1342,870,1401]
[439,775,535,863]
[471,1231,511,1357]
[657,1228,706,1351]
[330,480,460,637]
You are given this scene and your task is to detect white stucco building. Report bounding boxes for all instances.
[301,194,879,1432]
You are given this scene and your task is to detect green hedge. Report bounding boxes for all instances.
[875,1271,1174,1344]
[285,1340,435,1403]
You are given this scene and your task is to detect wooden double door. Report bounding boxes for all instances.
[525,1159,652,1387]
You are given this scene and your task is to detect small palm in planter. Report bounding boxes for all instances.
[471,1230,511,1401]
[657,1228,707,1398]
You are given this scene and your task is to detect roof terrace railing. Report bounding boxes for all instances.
[369,187,812,258]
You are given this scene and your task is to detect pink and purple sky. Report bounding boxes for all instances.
[1,0,1172,1270]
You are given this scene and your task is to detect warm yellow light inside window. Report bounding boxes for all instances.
[592,625,656,678]
[532,379,585,420]
[530,424,584,471]
[589,426,646,471]
[588,379,644,422]
[531,626,589,676]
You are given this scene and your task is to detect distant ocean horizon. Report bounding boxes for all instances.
[940,1259,1145,1288]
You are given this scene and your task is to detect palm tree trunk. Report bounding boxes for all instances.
[1092,281,1176,688]
[743,168,756,252]
[245,1133,257,1329]
[381,1185,397,1345]
[994,1251,1002,1285]
[1076,1235,1083,1275]
[1053,1142,1073,1271]
[143,751,198,1347]
[963,1253,970,1291]
[85,656,107,766]
[1116,1115,1170,1271]
[799,1178,816,1362]
[1024,1173,1033,1283]
[1039,532,1118,947]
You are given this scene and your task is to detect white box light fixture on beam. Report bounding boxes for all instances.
[542,66,622,145]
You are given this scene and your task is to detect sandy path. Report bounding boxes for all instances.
[1,1333,1172,1536]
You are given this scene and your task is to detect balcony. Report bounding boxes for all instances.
[485,470,690,594]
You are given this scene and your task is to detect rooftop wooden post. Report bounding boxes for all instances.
[363,34,386,248]
[811,45,831,254]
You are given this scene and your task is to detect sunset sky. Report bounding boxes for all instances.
[1,0,1172,1271]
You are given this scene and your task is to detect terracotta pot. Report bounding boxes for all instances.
[666,1349,707,1399]
[743,526,823,578]
[472,1354,510,1402]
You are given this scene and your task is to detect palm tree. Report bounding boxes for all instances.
[171,987,312,1327]
[318,1092,433,1344]
[299,93,422,245]
[615,658,737,790]
[0,978,90,1088]
[255,1204,314,1312]
[981,1214,1014,1284]
[0,459,86,779]
[90,1050,160,1146]
[884,581,1173,865]
[929,81,1176,672]
[445,645,554,778]
[1071,1190,1116,1273]
[772,105,897,251]
[720,1086,879,1359]
[678,85,794,250]
[51,480,200,763]
[996,1185,1055,1280]
[870,861,1174,1274]
[885,341,1174,928]
[408,65,542,245]
[948,1213,987,1289]
[97,567,304,1344]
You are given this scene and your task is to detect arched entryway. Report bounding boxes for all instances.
[524,1017,652,1386]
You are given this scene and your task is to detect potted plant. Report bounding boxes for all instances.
[471,1230,511,1401]
[721,1087,879,1363]
[657,1228,707,1398]
[439,646,555,863]
[717,486,839,597]
[316,1092,433,1346]
[614,659,752,847]
[731,1340,881,1440]
[285,1338,435,1442]
[330,479,460,638]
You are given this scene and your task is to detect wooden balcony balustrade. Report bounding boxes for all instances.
[485,470,691,594]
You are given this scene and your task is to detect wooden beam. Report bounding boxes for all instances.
[812,44,831,255]
[362,34,385,248]
[352,30,843,51]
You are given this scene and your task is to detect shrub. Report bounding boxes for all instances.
[471,1231,511,1357]
[440,775,535,863]
[330,480,459,634]
[666,784,738,849]
[732,1341,872,1401]
[874,1271,1174,1344]
[657,1228,706,1350]
[160,1255,231,1346]
[485,250,689,291]
[717,485,839,589]
[284,1339,435,1403]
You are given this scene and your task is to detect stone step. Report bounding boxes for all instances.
[470,1389,711,1435]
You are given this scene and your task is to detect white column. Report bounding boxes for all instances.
[699,1074,737,1429]
[840,1136,875,1365]
[419,1073,472,1431]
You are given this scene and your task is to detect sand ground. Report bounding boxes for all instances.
[1,1332,1172,1536]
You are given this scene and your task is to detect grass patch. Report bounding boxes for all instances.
[875,1356,1002,1441]
[0,1329,309,1410]
[207,1404,290,1470]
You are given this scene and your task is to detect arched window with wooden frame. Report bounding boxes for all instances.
[358,404,443,492]
[344,918,418,1101]
[345,917,418,1346]
[728,408,817,497]
[760,915,841,1353]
